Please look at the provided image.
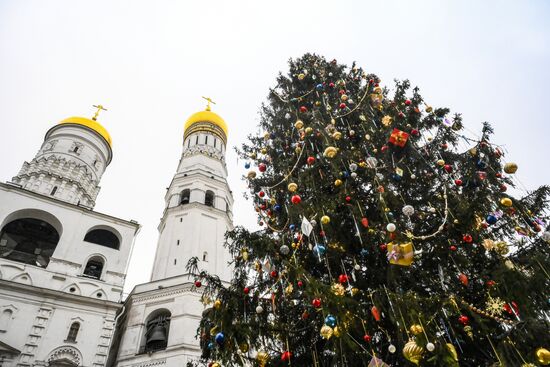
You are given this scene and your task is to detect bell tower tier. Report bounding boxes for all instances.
[11,111,112,209]
[110,102,234,367]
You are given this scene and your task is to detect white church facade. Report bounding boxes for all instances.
[0,102,233,367]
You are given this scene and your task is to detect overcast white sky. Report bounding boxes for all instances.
[1,0,549,294]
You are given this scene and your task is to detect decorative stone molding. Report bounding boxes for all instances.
[46,346,82,366]
[132,284,198,304]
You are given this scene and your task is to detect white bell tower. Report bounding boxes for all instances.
[110,100,234,367]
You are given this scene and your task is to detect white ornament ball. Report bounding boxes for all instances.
[349,163,358,172]
[351,172,357,179]
[388,344,396,354]
[411,174,416,179]
[310,219,317,227]
[354,264,361,271]
[542,231,550,243]
[402,205,415,216]
[429,207,436,213]
[256,305,264,314]
[386,223,396,232]
[426,342,435,352]
[280,245,290,255]
[285,113,291,120]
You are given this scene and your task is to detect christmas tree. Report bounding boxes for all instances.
[188,54,550,366]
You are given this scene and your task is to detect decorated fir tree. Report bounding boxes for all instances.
[188,54,550,367]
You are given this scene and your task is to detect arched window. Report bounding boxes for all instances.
[202,251,208,262]
[83,256,104,279]
[84,229,120,250]
[50,186,58,196]
[205,190,215,207]
[0,309,13,331]
[66,322,80,342]
[142,310,171,353]
[180,189,190,205]
[0,218,60,267]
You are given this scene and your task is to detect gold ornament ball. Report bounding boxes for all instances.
[334,179,343,187]
[211,363,221,367]
[263,132,270,140]
[333,326,342,337]
[536,348,550,365]
[324,146,338,158]
[500,197,513,207]
[436,159,445,166]
[341,94,348,101]
[425,105,433,113]
[213,299,222,309]
[298,73,305,80]
[295,146,302,154]
[261,148,267,155]
[504,162,518,174]
[305,127,313,134]
[332,131,342,140]
[403,339,424,365]
[320,325,334,339]
[247,170,257,179]
[295,120,304,129]
[250,152,257,159]
[239,343,249,353]
[410,324,423,335]
[315,101,322,106]
[288,182,298,192]
[321,215,331,224]
[256,351,270,367]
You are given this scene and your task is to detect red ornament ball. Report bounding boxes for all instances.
[307,156,315,165]
[459,273,469,286]
[463,234,473,243]
[455,179,463,186]
[444,164,453,173]
[450,245,457,251]
[339,103,347,109]
[258,191,265,198]
[458,315,469,325]
[194,280,202,288]
[363,334,372,343]
[345,196,352,203]
[329,82,335,88]
[411,128,420,136]
[405,99,412,106]
[270,270,278,278]
[258,163,267,172]
[297,280,304,287]
[338,274,349,284]
[312,298,322,308]
[379,243,387,251]
[398,112,405,118]
[291,195,301,204]
[299,106,308,113]
[281,351,292,362]
[244,287,250,294]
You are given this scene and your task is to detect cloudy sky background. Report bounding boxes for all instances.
[0,0,549,293]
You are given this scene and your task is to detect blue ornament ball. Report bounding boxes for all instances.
[486,215,498,225]
[274,204,282,212]
[207,342,214,350]
[360,248,369,257]
[316,83,324,91]
[289,224,296,231]
[313,244,326,256]
[325,315,337,327]
[215,332,225,345]
[245,162,251,169]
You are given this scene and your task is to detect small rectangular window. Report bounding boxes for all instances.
[174,259,177,265]
[177,240,180,245]
[214,138,217,148]
[205,135,208,145]
[180,218,183,222]
[196,136,199,144]
[187,139,191,148]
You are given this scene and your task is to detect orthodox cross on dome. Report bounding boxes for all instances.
[92,104,107,121]
[202,96,216,111]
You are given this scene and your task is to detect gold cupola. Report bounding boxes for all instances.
[58,105,112,146]
[184,97,228,144]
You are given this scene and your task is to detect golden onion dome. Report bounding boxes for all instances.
[184,107,228,143]
[59,116,112,147]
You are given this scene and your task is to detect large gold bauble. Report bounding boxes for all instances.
[334,179,343,187]
[256,351,270,367]
[504,162,518,174]
[321,215,331,224]
[333,326,342,337]
[332,131,342,140]
[247,170,257,179]
[403,340,424,365]
[324,146,338,158]
[446,343,458,361]
[500,197,513,207]
[213,299,222,309]
[211,363,221,367]
[536,347,550,365]
[409,324,423,335]
[320,325,334,339]
[295,120,304,129]
[288,182,298,192]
